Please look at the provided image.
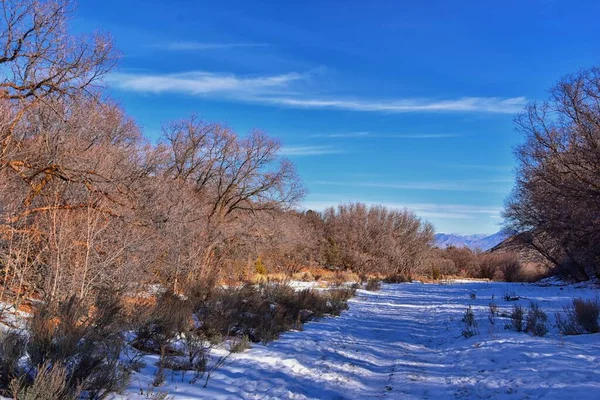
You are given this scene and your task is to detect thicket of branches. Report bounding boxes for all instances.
[0,0,435,311]
[505,66,600,281]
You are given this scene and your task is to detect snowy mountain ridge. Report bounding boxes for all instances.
[434,231,509,251]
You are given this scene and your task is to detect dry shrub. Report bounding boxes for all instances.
[230,334,251,353]
[425,250,461,277]
[461,306,478,338]
[326,288,355,316]
[133,290,193,357]
[475,254,498,280]
[472,253,524,281]
[10,361,80,400]
[365,278,381,291]
[430,266,442,280]
[438,247,476,276]
[525,302,548,336]
[498,255,523,282]
[190,282,354,345]
[503,290,520,301]
[507,305,525,332]
[17,291,128,399]
[557,298,600,335]
[383,273,412,283]
[488,301,498,325]
[0,331,27,389]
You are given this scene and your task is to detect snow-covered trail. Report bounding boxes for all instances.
[125,282,600,399]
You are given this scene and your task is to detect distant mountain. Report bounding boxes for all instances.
[434,231,509,251]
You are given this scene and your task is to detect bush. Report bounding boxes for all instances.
[488,301,498,325]
[230,335,251,353]
[327,288,355,316]
[191,282,355,345]
[461,306,478,338]
[11,292,128,399]
[0,331,27,388]
[507,305,525,332]
[503,290,520,301]
[525,303,548,336]
[383,273,411,283]
[134,290,192,356]
[500,256,523,282]
[474,253,499,279]
[571,298,600,333]
[10,361,80,400]
[474,253,523,281]
[557,298,600,335]
[365,278,381,291]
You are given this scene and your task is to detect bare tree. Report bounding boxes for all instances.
[144,116,305,290]
[0,0,117,170]
[505,66,600,281]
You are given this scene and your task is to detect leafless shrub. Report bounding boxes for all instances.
[557,298,600,335]
[24,292,128,399]
[383,273,412,283]
[525,302,548,336]
[506,305,525,332]
[230,334,251,353]
[430,266,442,280]
[365,278,381,291]
[10,361,80,400]
[0,330,26,388]
[191,282,354,345]
[133,290,192,374]
[488,301,498,325]
[503,290,520,301]
[498,255,523,282]
[323,203,433,277]
[461,306,478,338]
[326,288,355,316]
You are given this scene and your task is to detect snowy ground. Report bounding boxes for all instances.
[122,281,600,399]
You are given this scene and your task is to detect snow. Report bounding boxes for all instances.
[120,281,600,399]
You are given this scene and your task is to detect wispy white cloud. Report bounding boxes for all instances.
[260,96,526,114]
[309,132,371,139]
[309,132,459,139]
[108,70,526,114]
[108,71,303,96]
[150,42,270,51]
[300,199,502,220]
[312,179,513,194]
[442,163,514,172]
[280,146,343,156]
[388,133,459,138]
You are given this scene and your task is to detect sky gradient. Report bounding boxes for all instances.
[74,0,600,234]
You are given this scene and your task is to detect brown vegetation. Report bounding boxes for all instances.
[423,246,536,282]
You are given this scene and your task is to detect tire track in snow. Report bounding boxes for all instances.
[124,282,600,399]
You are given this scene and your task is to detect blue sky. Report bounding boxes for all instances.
[74,0,600,234]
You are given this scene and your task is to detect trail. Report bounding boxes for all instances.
[124,282,600,399]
